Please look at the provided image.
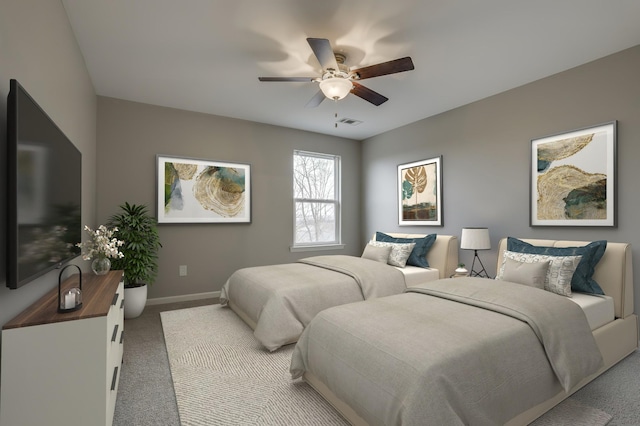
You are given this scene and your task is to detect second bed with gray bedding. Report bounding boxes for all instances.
[220,255,406,351]
[220,234,459,351]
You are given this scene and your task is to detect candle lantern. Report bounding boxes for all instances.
[58,264,83,313]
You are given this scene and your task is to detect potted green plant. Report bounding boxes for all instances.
[107,202,162,319]
[455,263,468,275]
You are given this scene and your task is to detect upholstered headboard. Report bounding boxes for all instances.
[376,233,459,279]
[498,238,634,319]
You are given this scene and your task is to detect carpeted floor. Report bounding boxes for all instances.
[530,399,611,425]
[114,299,640,425]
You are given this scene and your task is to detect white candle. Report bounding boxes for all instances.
[64,292,75,309]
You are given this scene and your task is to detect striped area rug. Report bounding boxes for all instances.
[161,304,611,426]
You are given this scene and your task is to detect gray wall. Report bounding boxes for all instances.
[0,0,97,327]
[96,98,361,300]
[361,45,640,314]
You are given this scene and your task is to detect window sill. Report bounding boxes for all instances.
[290,244,345,253]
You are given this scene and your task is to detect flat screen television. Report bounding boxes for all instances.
[6,79,82,289]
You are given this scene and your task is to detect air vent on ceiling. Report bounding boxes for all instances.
[336,117,363,126]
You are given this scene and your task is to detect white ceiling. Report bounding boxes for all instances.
[61,0,640,141]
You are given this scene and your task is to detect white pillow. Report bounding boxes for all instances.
[497,250,582,297]
[368,241,416,268]
[361,243,392,263]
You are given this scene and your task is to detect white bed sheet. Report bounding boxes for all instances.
[569,292,615,330]
[396,265,440,287]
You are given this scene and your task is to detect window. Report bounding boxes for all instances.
[293,150,341,248]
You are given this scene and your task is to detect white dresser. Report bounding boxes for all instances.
[1,270,124,426]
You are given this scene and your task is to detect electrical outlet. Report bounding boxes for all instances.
[179,265,187,276]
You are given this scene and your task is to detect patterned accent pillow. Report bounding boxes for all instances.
[497,250,582,297]
[375,232,437,268]
[507,237,606,295]
[361,243,392,263]
[369,241,416,268]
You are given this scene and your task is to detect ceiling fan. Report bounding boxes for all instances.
[258,38,414,107]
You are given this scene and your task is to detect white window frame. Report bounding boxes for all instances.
[291,150,343,251]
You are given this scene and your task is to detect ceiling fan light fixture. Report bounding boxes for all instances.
[258,38,414,107]
[319,78,353,101]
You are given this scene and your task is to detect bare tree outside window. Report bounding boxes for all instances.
[293,151,341,245]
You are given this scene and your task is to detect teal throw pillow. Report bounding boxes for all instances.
[506,237,607,295]
[375,232,437,268]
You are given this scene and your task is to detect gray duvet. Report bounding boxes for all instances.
[220,255,406,351]
[291,277,603,425]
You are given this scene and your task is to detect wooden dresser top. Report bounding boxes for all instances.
[3,270,124,330]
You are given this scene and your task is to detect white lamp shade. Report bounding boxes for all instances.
[460,227,491,250]
[319,78,353,100]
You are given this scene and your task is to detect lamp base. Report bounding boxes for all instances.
[469,250,491,278]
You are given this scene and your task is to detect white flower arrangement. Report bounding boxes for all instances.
[76,225,125,260]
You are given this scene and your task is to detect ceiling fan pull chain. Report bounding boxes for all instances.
[334,104,345,128]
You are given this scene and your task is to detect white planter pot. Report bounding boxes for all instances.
[124,283,147,319]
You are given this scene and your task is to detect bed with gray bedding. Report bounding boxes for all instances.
[221,255,405,351]
[220,234,459,351]
[292,278,602,425]
[290,238,638,425]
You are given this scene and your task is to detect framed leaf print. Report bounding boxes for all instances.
[157,155,251,223]
[398,156,442,226]
[530,121,616,227]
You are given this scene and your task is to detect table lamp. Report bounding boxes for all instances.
[460,227,491,278]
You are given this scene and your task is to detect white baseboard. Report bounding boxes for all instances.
[146,291,220,306]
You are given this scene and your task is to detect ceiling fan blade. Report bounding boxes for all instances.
[258,77,316,82]
[351,57,414,80]
[351,82,388,106]
[305,90,326,108]
[307,38,339,71]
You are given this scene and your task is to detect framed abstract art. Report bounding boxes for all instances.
[157,155,251,223]
[398,156,442,226]
[530,121,616,227]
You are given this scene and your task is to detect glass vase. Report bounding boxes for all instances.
[91,256,111,275]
